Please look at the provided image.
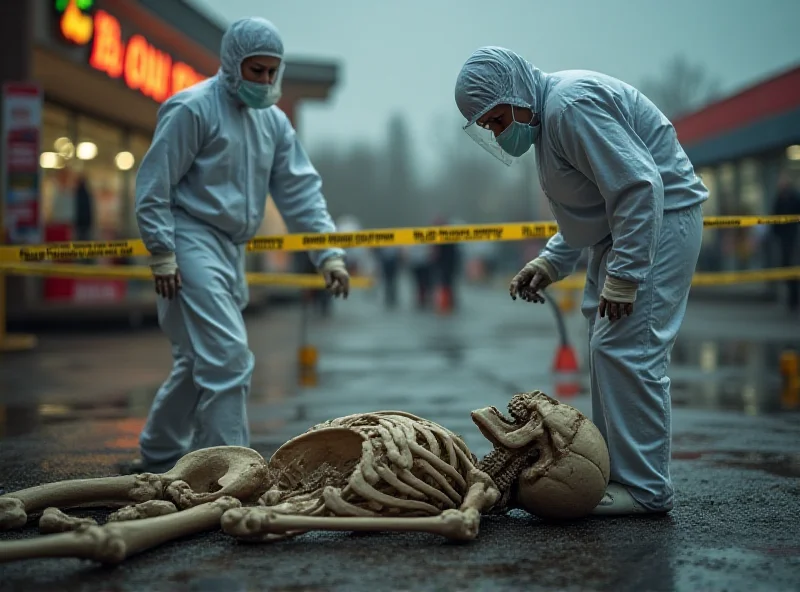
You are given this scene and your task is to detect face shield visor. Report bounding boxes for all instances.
[462,101,535,167]
[463,120,515,166]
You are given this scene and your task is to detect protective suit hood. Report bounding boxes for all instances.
[454,46,549,126]
[219,17,285,94]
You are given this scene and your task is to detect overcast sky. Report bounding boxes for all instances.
[190,0,800,174]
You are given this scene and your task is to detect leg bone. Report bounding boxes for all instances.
[0,474,164,530]
[0,445,267,530]
[221,506,481,542]
[0,496,241,565]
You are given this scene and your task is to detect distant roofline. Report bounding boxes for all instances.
[136,0,340,89]
[673,62,800,147]
[674,62,800,123]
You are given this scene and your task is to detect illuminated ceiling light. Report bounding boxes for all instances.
[787,145,800,161]
[76,141,98,160]
[57,141,75,160]
[114,151,135,171]
[40,152,61,169]
[54,137,70,151]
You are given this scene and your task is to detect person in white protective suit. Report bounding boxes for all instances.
[454,47,708,515]
[127,17,350,474]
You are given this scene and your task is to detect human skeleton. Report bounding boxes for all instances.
[0,390,609,564]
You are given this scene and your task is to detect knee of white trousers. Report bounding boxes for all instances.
[193,343,255,393]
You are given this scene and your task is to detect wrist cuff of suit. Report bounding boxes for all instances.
[320,256,346,273]
[150,252,178,276]
[530,257,557,283]
[601,274,638,303]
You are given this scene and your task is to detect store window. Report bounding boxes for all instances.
[785,144,800,184]
[697,167,721,272]
[39,105,134,243]
[739,158,763,215]
[127,133,152,238]
[76,115,125,240]
[698,168,717,215]
[716,162,737,214]
[39,103,75,235]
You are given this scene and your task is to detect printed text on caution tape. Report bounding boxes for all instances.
[1,215,799,263]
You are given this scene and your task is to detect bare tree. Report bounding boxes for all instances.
[639,54,721,119]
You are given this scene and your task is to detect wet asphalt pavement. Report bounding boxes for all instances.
[1,278,799,592]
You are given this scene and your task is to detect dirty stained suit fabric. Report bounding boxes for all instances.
[455,46,708,510]
[133,17,345,470]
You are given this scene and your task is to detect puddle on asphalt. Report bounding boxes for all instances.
[670,450,800,478]
[2,336,799,442]
[669,338,800,414]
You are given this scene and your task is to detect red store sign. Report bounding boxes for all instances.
[57,1,208,103]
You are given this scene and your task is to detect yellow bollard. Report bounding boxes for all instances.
[552,286,577,314]
[298,365,319,387]
[779,350,800,409]
[298,344,318,369]
[0,269,37,353]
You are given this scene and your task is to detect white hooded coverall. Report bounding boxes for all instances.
[455,47,708,511]
[134,18,345,471]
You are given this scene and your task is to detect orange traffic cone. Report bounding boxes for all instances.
[436,287,453,314]
[553,343,581,398]
[553,344,579,372]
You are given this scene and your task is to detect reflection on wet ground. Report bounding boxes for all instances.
[1,305,799,442]
[669,338,800,414]
[671,449,800,478]
[1,288,800,591]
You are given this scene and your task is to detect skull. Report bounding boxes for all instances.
[472,391,610,519]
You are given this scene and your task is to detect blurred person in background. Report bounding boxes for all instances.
[73,174,94,243]
[336,215,368,277]
[433,216,462,313]
[455,47,708,515]
[375,246,401,309]
[405,243,435,309]
[128,17,350,474]
[297,251,332,317]
[771,174,800,312]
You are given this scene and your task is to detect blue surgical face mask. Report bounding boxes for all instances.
[496,106,540,158]
[237,79,281,109]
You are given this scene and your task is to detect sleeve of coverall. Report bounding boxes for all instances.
[540,231,584,281]
[134,100,202,255]
[269,112,345,269]
[554,97,664,284]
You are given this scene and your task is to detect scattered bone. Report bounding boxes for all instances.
[108,500,178,522]
[0,446,268,529]
[38,508,98,534]
[0,497,241,565]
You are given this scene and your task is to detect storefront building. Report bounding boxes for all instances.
[673,64,800,299]
[2,0,340,323]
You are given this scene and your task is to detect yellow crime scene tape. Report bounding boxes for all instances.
[551,266,800,291]
[1,215,798,264]
[0,263,374,289]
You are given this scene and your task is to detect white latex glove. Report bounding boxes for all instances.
[149,252,181,300]
[509,257,557,304]
[320,256,350,298]
[599,274,637,322]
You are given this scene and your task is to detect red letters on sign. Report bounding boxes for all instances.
[85,10,206,103]
[89,10,124,78]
